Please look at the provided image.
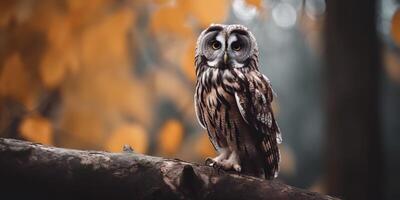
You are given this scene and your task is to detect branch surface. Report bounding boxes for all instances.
[0,138,339,200]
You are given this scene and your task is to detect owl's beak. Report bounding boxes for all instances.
[223,52,228,64]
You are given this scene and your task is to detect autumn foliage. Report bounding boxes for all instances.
[0,0,235,161]
[0,0,399,181]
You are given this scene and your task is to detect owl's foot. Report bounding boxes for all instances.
[220,151,241,172]
[205,158,229,175]
[204,149,230,167]
[205,151,241,173]
[205,157,217,167]
[233,164,242,172]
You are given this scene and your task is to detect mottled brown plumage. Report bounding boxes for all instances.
[194,24,282,179]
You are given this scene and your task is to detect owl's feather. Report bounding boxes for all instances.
[194,94,206,129]
[234,71,281,178]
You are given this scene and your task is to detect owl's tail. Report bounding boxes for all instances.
[259,133,280,180]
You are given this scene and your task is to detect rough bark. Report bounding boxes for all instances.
[324,0,383,199]
[0,138,338,200]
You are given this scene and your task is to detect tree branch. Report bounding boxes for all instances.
[0,138,338,200]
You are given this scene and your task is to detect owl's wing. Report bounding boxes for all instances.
[234,72,281,179]
[194,89,206,129]
[235,73,282,143]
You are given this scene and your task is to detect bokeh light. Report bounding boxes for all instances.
[272,2,297,28]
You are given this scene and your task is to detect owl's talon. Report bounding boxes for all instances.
[205,157,215,167]
[233,164,242,172]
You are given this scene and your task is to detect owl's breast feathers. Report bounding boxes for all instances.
[195,67,281,179]
[194,68,241,149]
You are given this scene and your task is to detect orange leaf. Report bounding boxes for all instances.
[20,115,53,145]
[149,4,192,37]
[0,53,38,109]
[59,106,105,148]
[189,0,229,28]
[180,41,197,82]
[106,124,148,153]
[158,119,184,155]
[391,9,400,46]
[246,0,263,9]
[195,132,217,158]
[80,7,134,69]
[39,50,68,89]
[152,0,174,5]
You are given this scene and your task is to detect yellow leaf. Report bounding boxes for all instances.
[20,115,53,145]
[106,124,148,153]
[158,119,184,155]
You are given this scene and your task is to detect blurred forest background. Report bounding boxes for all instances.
[0,0,399,199]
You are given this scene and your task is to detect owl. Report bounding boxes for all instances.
[194,24,282,179]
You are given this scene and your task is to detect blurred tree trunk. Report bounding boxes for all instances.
[324,0,383,200]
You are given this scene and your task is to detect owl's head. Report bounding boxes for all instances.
[195,24,258,73]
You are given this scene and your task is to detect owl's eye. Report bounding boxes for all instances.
[211,41,221,50]
[231,41,241,51]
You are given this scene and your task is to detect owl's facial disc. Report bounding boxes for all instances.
[201,26,253,69]
[205,33,226,68]
[226,32,252,68]
[226,35,244,68]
